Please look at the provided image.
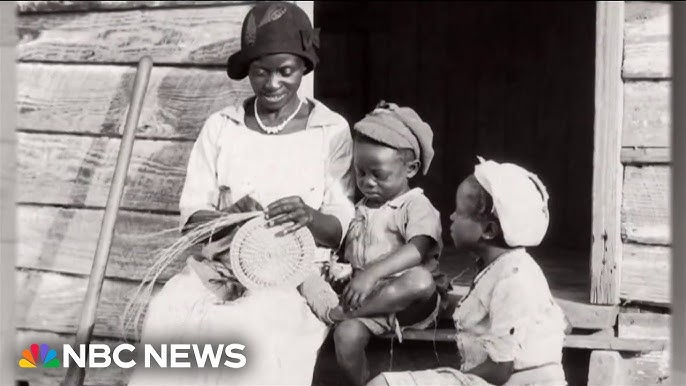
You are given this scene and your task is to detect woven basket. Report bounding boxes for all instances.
[230,216,316,290]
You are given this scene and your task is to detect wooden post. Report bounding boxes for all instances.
[590,1,624,305]
[0,2,16,386]
[62,56,153,386]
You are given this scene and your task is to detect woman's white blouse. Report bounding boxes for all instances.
[453,248,568,372]
[179,97,356,248]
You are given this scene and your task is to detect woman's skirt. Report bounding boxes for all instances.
[127,260,329,386]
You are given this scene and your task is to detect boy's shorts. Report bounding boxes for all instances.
[354,278,442,342]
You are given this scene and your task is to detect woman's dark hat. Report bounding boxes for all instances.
[227,2,320,80]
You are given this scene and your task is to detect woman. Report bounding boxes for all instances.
[367,158,569,386]
[127,2,355,385]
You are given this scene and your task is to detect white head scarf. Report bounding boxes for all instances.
[473,156,550,247]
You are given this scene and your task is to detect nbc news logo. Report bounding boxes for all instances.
[19,342,247,369]
[19,344,60,368]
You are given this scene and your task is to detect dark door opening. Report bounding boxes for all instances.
[315,2,596,257]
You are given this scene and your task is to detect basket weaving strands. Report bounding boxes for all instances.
[122,211,344,339]
[121,211,262,340]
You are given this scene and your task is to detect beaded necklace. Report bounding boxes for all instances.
[254,97,303,134]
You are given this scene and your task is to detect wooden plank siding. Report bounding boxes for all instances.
[12,1,261,362]
[16,3,253,65]
[619,2,673,307]
[622,165,671,246]
[16,206,190,281]
[623,1,671,79]
[618,312,671,385]
[17,133,191,210]
[15,269,161,340]
[621,243,671,306]
[16,1,237,14]
[17,63,250,139]
[1,3,18,386]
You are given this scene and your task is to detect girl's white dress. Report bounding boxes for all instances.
[378,248,569,386]
[127,97,355,386]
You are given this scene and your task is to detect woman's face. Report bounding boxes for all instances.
[248,53,306,112]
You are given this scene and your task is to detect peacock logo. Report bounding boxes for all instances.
[19,343,60,368]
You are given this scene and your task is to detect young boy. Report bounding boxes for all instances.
[329,101,446,386]
[367,157,569,386]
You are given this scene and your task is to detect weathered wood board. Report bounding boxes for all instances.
[17,133,192,211]
[621,165,671,245]
[623,1,672,79]
[619,312,671,385]
[16,205,191,281]
[621,243,671,306]
[16,269,162,340]
[619,312,670,339]
[623,81,671,148]
[621,147,671,164]
[17,63,251,139]
[17,1,239,14]
[17,3,253,64]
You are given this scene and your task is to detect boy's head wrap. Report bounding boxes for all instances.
[353,101,434,175]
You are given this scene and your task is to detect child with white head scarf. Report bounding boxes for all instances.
[367,157,569,386]
[473,155,550,247]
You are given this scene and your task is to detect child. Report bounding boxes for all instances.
[329,101,446,386]
[367,157,569,386]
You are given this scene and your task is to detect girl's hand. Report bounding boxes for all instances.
[265,196,314,236]
[343,270,377,309]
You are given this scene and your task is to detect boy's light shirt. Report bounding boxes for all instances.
[344,187,443,276]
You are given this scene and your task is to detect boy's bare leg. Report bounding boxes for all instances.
[334,319,372,386]
[349,266,436,323]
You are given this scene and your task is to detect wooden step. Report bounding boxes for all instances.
[378,329,667,353]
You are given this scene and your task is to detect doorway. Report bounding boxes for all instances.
[315,1,596,257]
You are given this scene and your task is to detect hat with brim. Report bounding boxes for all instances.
[227,1,320,80]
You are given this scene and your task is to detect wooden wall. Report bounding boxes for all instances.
[619,1,672,308]
[613,2,672,385]
[315,1,597,252]
[14,1,262,385]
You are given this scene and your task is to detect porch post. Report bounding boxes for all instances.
[590,1,624,305]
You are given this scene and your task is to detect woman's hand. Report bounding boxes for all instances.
[264,195,344,249]
[265,196,314,237]
[343,270,378,309]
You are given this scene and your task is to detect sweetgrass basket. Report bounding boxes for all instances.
[229,216,316,290]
